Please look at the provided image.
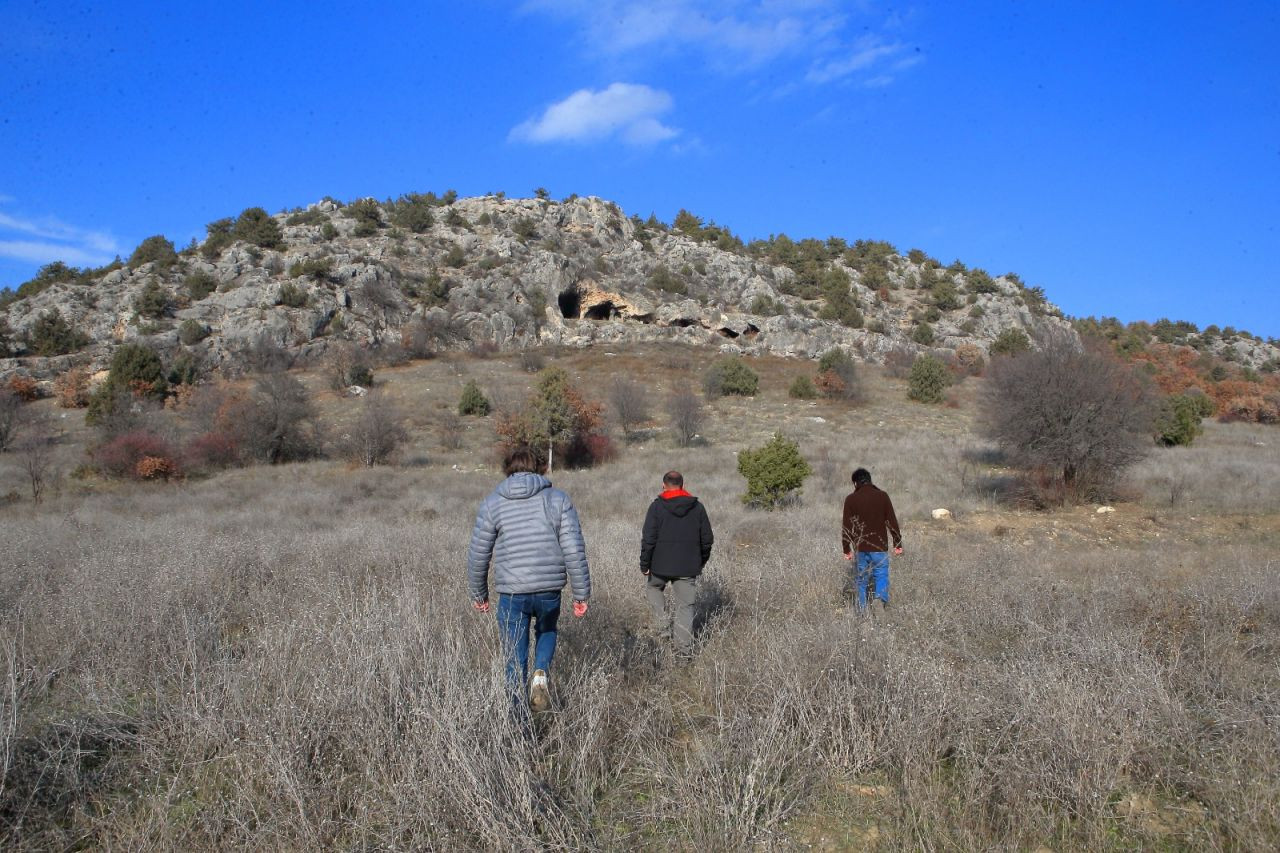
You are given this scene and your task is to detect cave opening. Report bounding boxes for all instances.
[584,301,619,320]
[557,288,581,319]
[716,327,740,339]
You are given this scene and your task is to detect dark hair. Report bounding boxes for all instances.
[504,446,545,476]
[662,470,684,487]
[851,467,872,485]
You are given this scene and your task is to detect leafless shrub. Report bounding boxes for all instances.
[608,376,650,438]
[337,392,409,466]
[234,372,324,463]
[981,332,1155,503]
[438,410,464,450]
[15,409,56,503]
[519,349,545,373]
[325,341,372,392]
[401,312,458,359]
[883,345,915,378]
[0,391,21,452]
[668,384,705,447]
[236,334,294,375]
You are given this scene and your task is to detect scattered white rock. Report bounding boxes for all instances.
[1096,505,1116,514]
[931,508,952,520]
[807,416,826,423]
[347,385,368,397]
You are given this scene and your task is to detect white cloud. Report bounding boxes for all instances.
[0,205,121,269]
[0,239,119,267]
[523,0,836,66]
[521,1,920,85]
[805,35,906,84]
[511,83,679,145]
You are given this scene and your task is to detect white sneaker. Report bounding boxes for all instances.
[530,669,551,712]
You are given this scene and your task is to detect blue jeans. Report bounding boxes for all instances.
[496,591,561,688]
[854,551,890,609]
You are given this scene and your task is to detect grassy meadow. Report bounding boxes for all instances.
[1,345,1278,850]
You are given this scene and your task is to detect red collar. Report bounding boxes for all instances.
[660,488,692,499]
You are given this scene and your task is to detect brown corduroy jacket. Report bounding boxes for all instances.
[841,484,903,553]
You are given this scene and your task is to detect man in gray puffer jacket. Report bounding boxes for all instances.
[468,446,591,712]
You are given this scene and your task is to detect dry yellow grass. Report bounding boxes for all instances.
[1,345,1277,849]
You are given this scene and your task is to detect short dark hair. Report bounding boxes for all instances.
[504,446,545,476]
[852,467,872,485]
[662,470,684,487]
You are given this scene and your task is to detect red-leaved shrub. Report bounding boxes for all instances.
[94,430,178,479]
[6,375,39,401]
[184,431,240,471]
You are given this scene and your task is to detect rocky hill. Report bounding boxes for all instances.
[2,192,1271,380]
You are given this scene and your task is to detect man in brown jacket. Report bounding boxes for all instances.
[841,467,903,613]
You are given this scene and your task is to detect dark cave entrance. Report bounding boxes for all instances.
[584,301,619,320]
[557,288,581,319]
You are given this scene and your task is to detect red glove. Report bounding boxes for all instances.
[472,600,490,613]
[572,600,588,618]
[893,547,904,556]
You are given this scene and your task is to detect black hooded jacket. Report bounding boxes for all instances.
[640,492,714,578]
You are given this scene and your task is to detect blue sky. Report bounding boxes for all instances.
[2,1,1277,336]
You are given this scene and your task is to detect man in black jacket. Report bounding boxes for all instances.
[640,470,714,654]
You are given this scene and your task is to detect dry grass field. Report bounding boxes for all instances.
[1,345,1278,850]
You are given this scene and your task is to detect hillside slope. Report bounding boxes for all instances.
[1,194,1077,377]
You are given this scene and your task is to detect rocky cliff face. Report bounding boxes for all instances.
[1,194,1087,377]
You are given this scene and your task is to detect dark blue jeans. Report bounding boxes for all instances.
[496,591,561,689]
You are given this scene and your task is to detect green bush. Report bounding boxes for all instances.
[749,294,785,316]
[348,199,383,236]
[178,319,209,345]
[288,257,333,281]
[168,351,202,386]
[443,244,467,268]
[185,270,218,301]
[285,209,327,226]
[816,348,862,401]
[128,235,178,270]
[931,280,962,311]
[737,431,812,508]
[648,265,687,294]
[277,282,308,308]
[133,280,172,319]
[704,356,759,397]
[233,207,285,249]
[1154,393,1207,446]
[911,322,936,345]
[390,193,436,233]
[991,327,1031,356]
[457,380,491,416]
[788,375,817,399]
[908,353,950,403]
[87,342,168,424]
[320,222,338,240]
[967,269,999,293]
[349,363,374,387]
[201,218,235,259]
[26,309,90,356]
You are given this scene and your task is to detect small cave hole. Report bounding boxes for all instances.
[557,288,581,319]
[584,301,619,320]
[742,323,760,339]
[716,327,740,339]
[668,318,698,328]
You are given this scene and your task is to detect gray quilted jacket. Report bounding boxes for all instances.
[467,472,591,602]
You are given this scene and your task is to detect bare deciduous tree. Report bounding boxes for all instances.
[438,410,464,450]
[339,392,409,467]
[16,410,56,503]
[981,331,1155,502]
[0,390,22,452]
[608,376,650,439]
[236,372,323,464]
[668,385,706,448]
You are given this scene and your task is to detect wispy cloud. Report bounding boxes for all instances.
[0,201,122,269]
[521,0,920,84]
[511,83,679,145]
